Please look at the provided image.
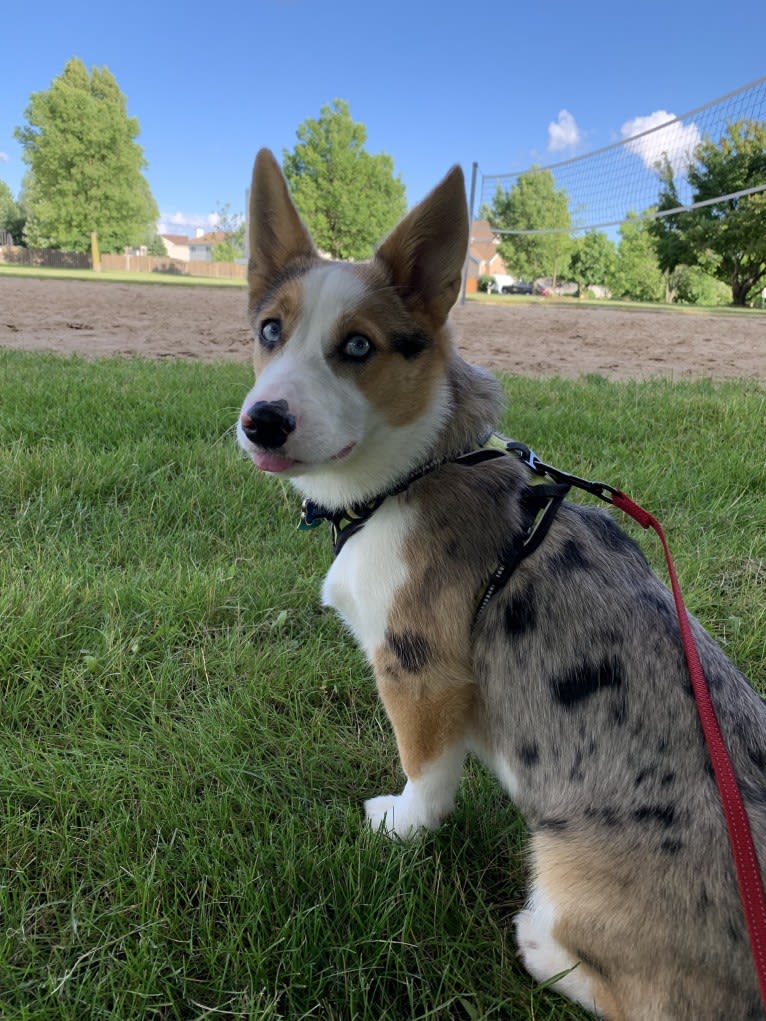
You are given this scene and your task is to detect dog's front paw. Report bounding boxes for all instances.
[364,793,425,840]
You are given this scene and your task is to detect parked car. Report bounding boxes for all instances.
[501,281,533,294]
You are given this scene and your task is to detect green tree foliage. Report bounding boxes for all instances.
[0,180,25,243]
[15,58,159,253]
[488,168,573,283]
[568,230,617,294]
[146,234,168,257]
[282,100,406,260]
[609,213,665,302]
[669,265,731,306]
[651,120,766,306]
[210,202,245,262]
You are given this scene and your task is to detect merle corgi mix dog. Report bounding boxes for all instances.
[237,149,766,1020]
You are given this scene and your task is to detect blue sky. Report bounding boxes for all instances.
[1,0,763,237]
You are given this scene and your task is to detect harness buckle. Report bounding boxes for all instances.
[504,440,547,476]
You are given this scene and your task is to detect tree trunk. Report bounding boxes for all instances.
[731,279,750,306]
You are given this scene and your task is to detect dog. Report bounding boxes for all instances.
[236,149,766,1020]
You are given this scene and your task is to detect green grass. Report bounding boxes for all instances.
[1,350,764,1020]
[470,289,766,318]
[0,264,246,287]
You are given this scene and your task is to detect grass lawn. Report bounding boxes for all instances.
[0,265,246,288]
[1,350,764,1019]
[469,290,766,318]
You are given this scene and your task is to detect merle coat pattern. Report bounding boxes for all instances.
[237,149,766,1020]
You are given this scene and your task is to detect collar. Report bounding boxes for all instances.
[297,432,553,557]
[298,436,505,556]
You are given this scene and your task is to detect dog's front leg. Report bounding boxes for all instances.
[364,667,473,839]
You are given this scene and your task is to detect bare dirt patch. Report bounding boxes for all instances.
[1,275,765,381]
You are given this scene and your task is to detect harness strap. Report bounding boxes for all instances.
[299,438,510,556]
[473,481,569,624]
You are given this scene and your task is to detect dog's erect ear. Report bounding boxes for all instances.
[374,165,468,330]
[248,149,317,304]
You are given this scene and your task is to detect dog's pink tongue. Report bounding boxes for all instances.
[251,451,296,473]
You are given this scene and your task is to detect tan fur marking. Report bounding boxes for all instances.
[337,267,450,428]
[371,503,482,780]
[375,675,474,779]
[250,278,305,370]
[530,831,752,1020]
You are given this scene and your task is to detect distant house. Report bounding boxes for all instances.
[465,220,509,292]
[188,229,227,262]
[160,234,191,260]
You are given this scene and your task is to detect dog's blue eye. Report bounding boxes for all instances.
[260,319,282,349]
[341,334,372,360]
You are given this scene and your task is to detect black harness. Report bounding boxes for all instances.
[299,435,583,620]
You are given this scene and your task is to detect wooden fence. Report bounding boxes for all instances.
[0,246,90,269]
[0,246,246,280]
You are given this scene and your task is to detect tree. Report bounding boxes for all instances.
[15,58,158,253]
[0,181,25,243]
[569,230,617,295]
[282,100,406,260]
[487,168,573,284]
[609,213,665,302]
[210,202,245,262]
[669,265,730,306]
[651,120,766,306]
[146,233,168,257]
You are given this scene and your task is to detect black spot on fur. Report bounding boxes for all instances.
[551,656,624,709]
[385,630,432,673]
[640,588,678,629]
[549,538,591,574]
[538,817,569,832]
[583,507,648,563]
[504,586,537,638]
[660,771,676,787]
[585,805,621,828]
[518,742,540,767]
[660,838,683,855]
[728,921,744,945]
[633,803,676,828]
[391,329,429,360]
[634,767,655,787]
[748,745,766,771]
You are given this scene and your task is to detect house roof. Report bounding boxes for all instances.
[469,220,508,274]
[160,233,190,245]
[188,231,227,247]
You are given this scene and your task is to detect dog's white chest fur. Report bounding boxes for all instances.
[321,499,415,659]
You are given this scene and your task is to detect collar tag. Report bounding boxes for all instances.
[298,499,324,531]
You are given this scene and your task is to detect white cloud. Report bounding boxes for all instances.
[620,111,701,176]
[547,110,580,152]
[157,210,219,235]
[0,152,9,162]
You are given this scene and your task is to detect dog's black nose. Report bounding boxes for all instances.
[241,400,296,449]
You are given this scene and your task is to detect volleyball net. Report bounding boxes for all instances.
[474,75,766,236]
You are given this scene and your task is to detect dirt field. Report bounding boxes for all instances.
[1,275,765,381]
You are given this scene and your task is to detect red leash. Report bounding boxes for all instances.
[611,489,766,1007]
[502,439,766,1003]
